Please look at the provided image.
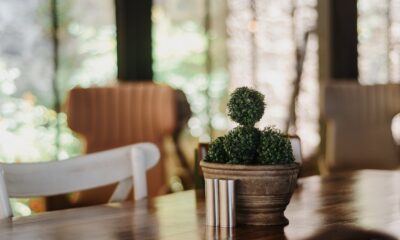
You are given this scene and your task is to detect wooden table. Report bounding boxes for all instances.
[0,170,399,240]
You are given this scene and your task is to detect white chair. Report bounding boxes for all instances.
[0,143,160,219]
[290,136,303,165]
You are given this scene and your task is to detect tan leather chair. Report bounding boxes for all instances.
[323,82,400,171]
[65,82,177,206]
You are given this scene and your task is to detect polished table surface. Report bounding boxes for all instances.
[0,170,399,240]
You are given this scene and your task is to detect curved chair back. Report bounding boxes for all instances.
[67,82,176,153]
[0,143,159,219]
[66,82,176,205]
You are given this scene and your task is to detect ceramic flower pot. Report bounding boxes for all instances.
[200,161,300,226]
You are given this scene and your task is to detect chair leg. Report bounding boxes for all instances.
[109,178,133,203]
[131,148,148,200]
[0,169,12,218]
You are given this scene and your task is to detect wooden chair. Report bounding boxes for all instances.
[323,82,400,171]
[65,82,177,207]
[0,143,159,219]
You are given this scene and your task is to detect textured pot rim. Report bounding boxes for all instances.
[200,160,300,171]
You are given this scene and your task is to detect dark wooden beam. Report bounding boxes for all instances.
[115,0,153,80]
[330,0,358,80]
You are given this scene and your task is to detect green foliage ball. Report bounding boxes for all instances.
[204,87,294,166]
[256,127,294,165]
[204,136,229,163]
[223,126,261,164]
[227,87,265,126]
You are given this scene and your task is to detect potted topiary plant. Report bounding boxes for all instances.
[200,87,300,226]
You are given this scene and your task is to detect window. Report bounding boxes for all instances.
[153,0,320,159]
[0,0,116,215]
[358,0,400,143]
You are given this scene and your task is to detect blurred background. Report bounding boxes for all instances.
[0,0,399,215]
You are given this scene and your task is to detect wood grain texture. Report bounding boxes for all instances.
[0,170,399,240]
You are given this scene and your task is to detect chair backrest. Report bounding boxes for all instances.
[0,143,159,219]
[67,82,176,153]
[290,136,303,165]
[324,82,400,171]
[66,82,176,198]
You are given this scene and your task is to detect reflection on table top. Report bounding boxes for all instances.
[0,170,399,240]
